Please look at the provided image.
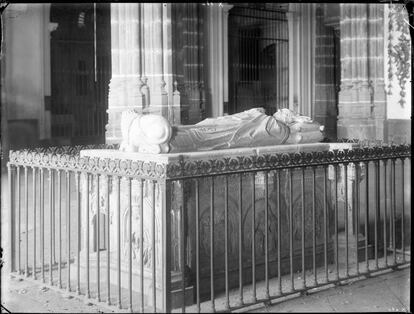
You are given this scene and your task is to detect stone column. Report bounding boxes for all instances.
[337,4,386,141]
[287,3,315,116]
[141,3,168,117]
[106,3,144,144]
[205,3,233,118]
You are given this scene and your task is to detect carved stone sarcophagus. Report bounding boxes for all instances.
[76,142,356,309]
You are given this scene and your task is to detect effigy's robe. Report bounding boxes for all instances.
[119,107,324,154]
[169,108,291,153]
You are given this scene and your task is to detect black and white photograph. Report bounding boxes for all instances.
[0,2,411,313]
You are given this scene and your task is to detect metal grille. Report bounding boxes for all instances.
[50,4,110,143]
[228,6,289,115]
[7,141,411,312]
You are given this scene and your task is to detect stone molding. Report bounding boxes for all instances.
[8,143,411,181]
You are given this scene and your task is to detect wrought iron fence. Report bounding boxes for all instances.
[6,140,411,312]
[228,6,289,115]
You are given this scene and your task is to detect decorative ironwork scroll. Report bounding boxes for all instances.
[8,142,411,181]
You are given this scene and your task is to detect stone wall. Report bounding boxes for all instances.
[337,4,387,141]
[385,119,411,144]
[2,4,52,149]
[313,5,338,140]
[171,4,205,125]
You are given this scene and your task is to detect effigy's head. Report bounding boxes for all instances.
[120,110,172,153]
[273,108,312,124]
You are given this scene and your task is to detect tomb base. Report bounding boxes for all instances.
[80,141,359,308]
[71,251,194,310]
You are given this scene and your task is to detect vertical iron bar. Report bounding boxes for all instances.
[265,171,270,298]
[33,167,37,280]
[86,174,90,299]
[25,167,29,277]
[128,178,132,310]
[106,175,111,305]
[196,179,201,312]
[289,169,294,291]
[355,163,360,275]
[277,170,282,294]
[374,161,379,270]
[238,173,244,304]
[152,181,156,313]
[301,167,306,288]
[210,177,215,312]
[180,181,186,314]
[334,165,339,280]
[57,170,61,287]
[52,169,56,265]
[117,176,121,309]
[383,160,388,267]
[323,166,328,282]
[140,179,144,312]
[76,172,81,294]
[391,159,396,266]
[344,164,349,277]
[66,171,71,292]
[41,168,45,283]
[365,162,369,272]
[161,179,172,313]
[17,166,21,274]
[49,169,53,285]
[251,173,256,302]
[97,174,101,301]
[223,175,230,310]
[312,166,317,285]
[401,158,405,263]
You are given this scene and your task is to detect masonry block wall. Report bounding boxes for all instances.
[172,3,205,125]
[313,6,337,140]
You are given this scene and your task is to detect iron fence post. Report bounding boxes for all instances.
[8,164,15,273]
[161,179,172,313]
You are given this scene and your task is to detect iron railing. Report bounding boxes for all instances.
[6,140,411,312]
[228,6,289,115]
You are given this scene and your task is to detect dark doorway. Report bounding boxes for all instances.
[228,5,289,115]
[50,3,111,145]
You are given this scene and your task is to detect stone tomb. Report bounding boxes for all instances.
[75,142,355,309]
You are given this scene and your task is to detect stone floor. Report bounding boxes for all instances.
[1,266,410,313]
[246,266,411,313]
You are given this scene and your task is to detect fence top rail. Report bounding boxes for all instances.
[8,140,411,180]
